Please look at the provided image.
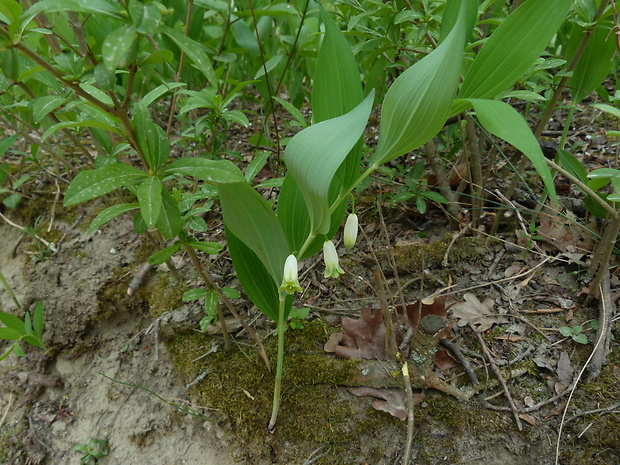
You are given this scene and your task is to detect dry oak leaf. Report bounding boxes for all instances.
[347,387,424,421]
[450,292,507,332]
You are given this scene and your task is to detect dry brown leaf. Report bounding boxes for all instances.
[519,413,537,427]
[544,399,568,420]
[538,205,596,253]
[326,297,449,360]
[348,387,424,421]
[556,351,574,387]
[450,293,507,332]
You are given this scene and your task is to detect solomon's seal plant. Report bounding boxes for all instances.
[216,0,564,430]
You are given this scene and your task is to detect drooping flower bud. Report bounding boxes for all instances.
[279,255,302,295]
[323,240,344,278]
[343,213,359,249]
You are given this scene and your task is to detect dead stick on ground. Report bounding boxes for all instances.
[440,338,479,386]
[588,270,613,378]
[374,268,397,361]
[470,323,522,430]
[401,362,415,465]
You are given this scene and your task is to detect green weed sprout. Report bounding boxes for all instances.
[0,302,47,361]
[559,326,588,345]
[74,438,109,465]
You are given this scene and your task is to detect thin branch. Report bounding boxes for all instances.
[470,324,522,430]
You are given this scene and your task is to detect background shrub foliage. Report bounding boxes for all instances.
[0,0,619,428]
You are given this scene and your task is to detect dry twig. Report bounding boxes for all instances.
[470,323,522,430]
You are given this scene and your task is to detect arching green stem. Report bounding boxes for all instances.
[330,162,379,216]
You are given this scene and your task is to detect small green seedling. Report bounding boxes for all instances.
[559,325,588,344]
[0,301,47,361]
[590,320,616,340]
[74,438,109,464]
[274,307,311,335]
[288,307,310,331]
[182,286,240,332]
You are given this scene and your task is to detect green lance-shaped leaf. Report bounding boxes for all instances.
[460,0,572,99]
[140,82,187,108]
[30,95,65,124]
[314,4,364,191]
[148,242,182,265]
[567,23,618,104]
[278,5,365,254]
[87,203,140,235]
[132,104,170,172]
[184,238,223,254]
[466,98,557,204]
[372,0,472,165]
[218,180,290,287]
[160,25,217,86]
[278,174,349,259]
[102,25,138,74]
[136,176,163,228]
[21,0,124,22]
[64,163,147,206]
[438,0,478,45]
[0,310,25,334]
[42,120,125,141]
[32,302,44,339]
[0,0,23,25]
[0,328,23,341]
[1,48,19,81]
[312,5,364,124]
[225,228,291,321]
[160,158,243,183]
[282,91,374,236]
[128,0,161,35]
[155,188,182,239]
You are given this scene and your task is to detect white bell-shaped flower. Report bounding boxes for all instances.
[279,255,302,295]
[343,213,359,249]
[323,240,344,278]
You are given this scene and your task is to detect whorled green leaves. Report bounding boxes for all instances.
[65,157,242,238]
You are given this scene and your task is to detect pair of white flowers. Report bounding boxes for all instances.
[279,213,358,295]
